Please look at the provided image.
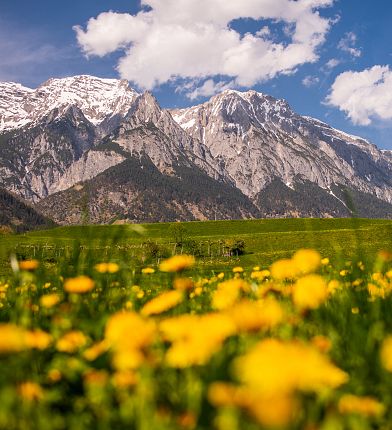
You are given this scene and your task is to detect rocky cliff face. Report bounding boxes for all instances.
[171,90,392,203]
[0,76,391,223]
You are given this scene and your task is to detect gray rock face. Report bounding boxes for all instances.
[171,90,392,202]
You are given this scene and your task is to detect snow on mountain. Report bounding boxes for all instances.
[171,90,392,202]
[1,76,392,221]
[0,75,139,131]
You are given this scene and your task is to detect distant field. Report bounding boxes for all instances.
[1,218,392,276]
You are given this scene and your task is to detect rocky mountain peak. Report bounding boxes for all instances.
[125,91,164,126]
[0,75,139,132]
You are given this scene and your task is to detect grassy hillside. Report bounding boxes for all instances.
[1,218,392,276]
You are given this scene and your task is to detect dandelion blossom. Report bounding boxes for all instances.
[64,276,95,294]
[159,255,195,272]
[141,290,184,316]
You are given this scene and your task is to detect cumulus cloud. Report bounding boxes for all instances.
[302,75,320,87]
[326,65,392,125]
[337,32,361,58]
[74,0,334,96]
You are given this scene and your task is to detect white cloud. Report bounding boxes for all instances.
[337,32,361,58]
[186,79,235,100]
[74,0,334,94]
[325,58,340,69]
[302,75,320,87]
[326,65,392,125]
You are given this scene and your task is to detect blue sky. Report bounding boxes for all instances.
[1,0,392,149]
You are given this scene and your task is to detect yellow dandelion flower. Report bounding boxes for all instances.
[25,330,52,350]
[293,274,328,310]
[380,336,392,372]
[112,370,138,388]
[112,349,145,370]
[250,269,270,281]
[372,272,383,282]
[159,255,195,272]
[235,339,348,396]
[0,324,27,353]
[47,369,62,383]
[338,394,384,417]
[136,291,145,299]
[327,279,341,294]
[125,300,133,310]
[141,290,184,316]
[217,272,225,279]
[95,262,120,274]
[293,249,321,274]
[227,299,284,332]
[194,286,203,296]
[83,340,108,361]
[173,277,194,291]
[352,279,363,287]
[40,293,61,308]
[105,311,156,352]
[208,383,297,428]
[131,285,141,293]
[141,267,155,274]
[232,266,244,273]
[352,307,360,314]
[367,283,385,298]
[64,276,95,294]
[19,260,39,271]
[161,313,235,367]
[212,279,248,310]
[18,382,43,402]
[321,257,330,265]
[56,331,87,353]
[270,258,299,280]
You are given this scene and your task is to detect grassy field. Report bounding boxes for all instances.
[1,218,392,275]
[2,218,392,428]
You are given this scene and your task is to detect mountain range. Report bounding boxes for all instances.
[0,74,391,228]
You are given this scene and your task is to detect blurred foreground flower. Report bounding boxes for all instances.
[19,260,39,271]
[95,262,120,273]
[57,331,88,353]
[292,249,321,274]
[338,394,384,417]
[40,293,61,308]
[18,382,43,402]
[293,274,328,310]
[159,255,195,272]
[105,312,156,370]
[0,324,27,353]
[161,313,235,367]
[141,290,183,316]
[380,336,392,372]
[234,339,348,396]
[64,276,95,294]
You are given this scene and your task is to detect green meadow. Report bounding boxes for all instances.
[1,218,392,276]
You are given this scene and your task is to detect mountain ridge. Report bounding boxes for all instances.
[0,75,391,223]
